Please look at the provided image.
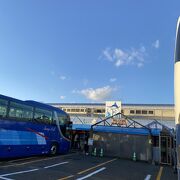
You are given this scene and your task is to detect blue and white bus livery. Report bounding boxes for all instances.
[0,94,71,158]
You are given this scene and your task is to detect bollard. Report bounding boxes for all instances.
[100,148,104,157]
[132,152,136,161]
[93,148,97,156]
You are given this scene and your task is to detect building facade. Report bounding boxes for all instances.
[50,103,175,121]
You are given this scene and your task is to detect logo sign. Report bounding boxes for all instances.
[111,119,127,126]
[105,101,121,118]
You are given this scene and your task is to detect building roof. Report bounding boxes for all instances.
[49,102,174,107]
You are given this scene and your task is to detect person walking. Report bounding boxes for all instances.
[84,134,89,155]
[74,134,79,149]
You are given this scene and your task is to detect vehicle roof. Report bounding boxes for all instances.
[25,100,67,115]
[0,94,67,115]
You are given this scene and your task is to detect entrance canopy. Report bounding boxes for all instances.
[72,124,160,136]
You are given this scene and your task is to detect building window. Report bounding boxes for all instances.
[136,110,141,114]
[96,109,102,113]
[86,108,91,113]
[81,109,84,112]
[130,110,135,114]
[142,110,147,114]
[149,111,154,115]
[67,109,70,112]
[121,110,124,114]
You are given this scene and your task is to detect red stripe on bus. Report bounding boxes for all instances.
[26,128,48,140]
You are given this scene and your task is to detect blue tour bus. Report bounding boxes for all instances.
[0,94,71,158]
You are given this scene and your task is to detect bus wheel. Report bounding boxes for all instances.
[50,143,58,155]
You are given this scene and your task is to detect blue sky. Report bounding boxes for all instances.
[0,0,179,104]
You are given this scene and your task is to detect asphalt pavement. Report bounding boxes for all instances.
[0,153,177,180]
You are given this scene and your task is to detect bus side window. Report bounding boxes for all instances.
[34,108,53,124]
[9,101,33,120]
[0,98,8,118]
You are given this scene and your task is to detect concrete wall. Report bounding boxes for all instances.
[92,132,152,162]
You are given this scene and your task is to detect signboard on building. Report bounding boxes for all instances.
[105,101,122,118]
[111,118,127,126]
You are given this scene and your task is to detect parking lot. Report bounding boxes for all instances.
[0,153,177,180]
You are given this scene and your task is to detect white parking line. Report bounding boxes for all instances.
[0,153,76,168]
[0,176,13,180]
[144,174,151,180]
[0,161,69,179]
[76,167,106,180]
[44,161,69,169]
[0,168,39,179]
[0,161,69,180]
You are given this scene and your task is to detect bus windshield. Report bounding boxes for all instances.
[57,112,71,138]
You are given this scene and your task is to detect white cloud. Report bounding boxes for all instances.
[59,76,67,80]
[103,48,113,61]
[110,78,117,82]
[152,40,160,49]
[75,86,115,101]
[60,96,66,99]
[115,59,124,67]
[102,45,147,68]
